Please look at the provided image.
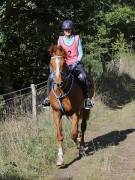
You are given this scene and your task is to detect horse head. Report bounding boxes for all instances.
[48,45,69,89]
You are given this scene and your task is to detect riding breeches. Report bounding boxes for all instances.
[69,63,92,97]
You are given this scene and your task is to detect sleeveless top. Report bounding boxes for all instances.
[58,35,79,65]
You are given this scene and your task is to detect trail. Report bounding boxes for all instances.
[51,100,135,180]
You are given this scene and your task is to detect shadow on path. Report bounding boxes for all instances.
[85,129,135,154]
[60,129,135,169]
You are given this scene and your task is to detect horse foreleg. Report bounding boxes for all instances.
[71,113,79,144]
[80,109,90,156]
[53,110,64,166]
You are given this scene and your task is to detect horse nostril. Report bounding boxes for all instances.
[58,81,63,87]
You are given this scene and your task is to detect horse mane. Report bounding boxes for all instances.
[48,45,67,59]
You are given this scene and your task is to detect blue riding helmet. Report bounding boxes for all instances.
[61,20,74,30]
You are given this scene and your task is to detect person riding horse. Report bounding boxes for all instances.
[43,20,93,109]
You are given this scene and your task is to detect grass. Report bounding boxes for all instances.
[0,98,135,179]
[56,99,135,180]
[0,52,135,179]
[0,101,107,179]
[96,52,135,109]
[0,111,74,179]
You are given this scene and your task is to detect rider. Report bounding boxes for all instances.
[43,20,93,109]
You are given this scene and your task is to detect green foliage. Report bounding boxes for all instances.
[0,0,135,92]
[105,6,135,25]
[83,4,135,79]
[112,33,130,54]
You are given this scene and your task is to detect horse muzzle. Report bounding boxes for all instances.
[53,80,64,89]
[57,81,64,88]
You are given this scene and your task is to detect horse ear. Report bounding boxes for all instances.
[48,45,54,56]
[59,45,67,59]
[48,46,53,55]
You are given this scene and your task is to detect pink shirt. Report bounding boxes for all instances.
[58,35,79,65]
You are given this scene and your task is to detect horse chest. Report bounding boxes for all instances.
[50,93,82,114]
[50,96,72,111]
[50,82,83,113]
[62,98,73,111]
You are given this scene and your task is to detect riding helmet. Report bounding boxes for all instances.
[61,20,74,30]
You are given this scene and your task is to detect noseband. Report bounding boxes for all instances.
[51,56,63,59]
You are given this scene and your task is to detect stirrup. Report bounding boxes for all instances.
[84,98,94,110]
[42,97,50,107]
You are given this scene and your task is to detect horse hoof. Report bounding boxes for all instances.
[77,136,81,142]
[79,151,86,157]
[79,146,87,157]
[56,159,64,166]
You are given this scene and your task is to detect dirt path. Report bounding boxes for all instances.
[110,131,135,180]
[51,100,135,180]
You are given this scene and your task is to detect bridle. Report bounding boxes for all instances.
[51,55,74,114]
[50,56,67,78]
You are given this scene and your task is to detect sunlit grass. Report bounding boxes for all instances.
[0,111,73,179]
[0,52,135,179]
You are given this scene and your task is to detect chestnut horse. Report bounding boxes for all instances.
[48,45,94,166]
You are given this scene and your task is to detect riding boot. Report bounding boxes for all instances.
[42,75,53,107]
[84,95,94,110]
[83,81,94,110]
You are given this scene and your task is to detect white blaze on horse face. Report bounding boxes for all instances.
[55,57,60,78]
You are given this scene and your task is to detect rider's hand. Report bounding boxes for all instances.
[71,62,78,70]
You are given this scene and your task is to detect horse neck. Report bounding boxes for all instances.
[63,74,72,92]
[54,73,72,98]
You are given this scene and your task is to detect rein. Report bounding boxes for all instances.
[52,69,74,115]
[52,74,74,115]
[52,73,74,99]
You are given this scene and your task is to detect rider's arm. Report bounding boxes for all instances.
[78,38,83,62]
[57,36,62,45]
[57,38,60,45]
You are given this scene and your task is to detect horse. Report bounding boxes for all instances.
[48,45,94,166]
